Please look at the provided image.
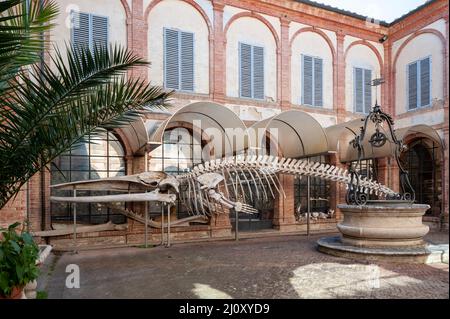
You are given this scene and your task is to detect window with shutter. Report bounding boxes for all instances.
[164,29,179,90]
[302,55,313,106]
[407,57,431,110]
[180,32,194,91]
[92,15,108,50]
[239,43,265,99]
[408,62,418,110]
[164,28,194,91]
[71,11,109,52]
[420,57,431,107]
[302,55,323,107]
[353,67,372,113]
[354,68,364,113]
[71,12,90,51]
[314,58,323,107]
[253,46,265,100]
[364,69,372,114]
[239,43,252,98]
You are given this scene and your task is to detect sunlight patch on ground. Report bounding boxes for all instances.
[192,283,233,299]
[289,262,423,298]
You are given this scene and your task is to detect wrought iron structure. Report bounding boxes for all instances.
[346,100,415,205]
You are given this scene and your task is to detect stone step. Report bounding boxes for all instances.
[426,244,449,264]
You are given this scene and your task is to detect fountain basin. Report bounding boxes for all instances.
[317,202,436,263]
[336,203,430,247]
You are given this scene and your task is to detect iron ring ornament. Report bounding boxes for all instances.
[369,130,387,147]
[346,96,415,205]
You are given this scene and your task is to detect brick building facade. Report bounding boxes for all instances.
[1,0,448,249]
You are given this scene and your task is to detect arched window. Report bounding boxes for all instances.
[51,131,127,224]
[401,138,441,216]
[294,155,331,219]
[149,127,207,218]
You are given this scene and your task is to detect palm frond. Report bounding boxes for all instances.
[0,0,58,89]
[0,43,172,209]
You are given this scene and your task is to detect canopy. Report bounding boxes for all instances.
[396,124,444,147]
[149,102,248,157]
[119,117,149,155]
[326,119,444,162]
[249,110,329,158]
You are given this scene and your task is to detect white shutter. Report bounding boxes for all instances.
[253,46,264,99]
[92,15,108,50]
[71,12,90,51]
[408,62,418,110]
[354,67,364,113]
[314,58,323,107]
[302,55,313,105]
[364,69,372,113]
[180,31,194,91]
[239,43,252,98]
[164,29,180,90]
[420,57,430,107]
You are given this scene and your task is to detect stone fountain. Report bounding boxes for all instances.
[317,94,439,263]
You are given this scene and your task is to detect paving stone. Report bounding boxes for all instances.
[38,233,449,299]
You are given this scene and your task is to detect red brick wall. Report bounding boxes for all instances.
[1,0,448,235]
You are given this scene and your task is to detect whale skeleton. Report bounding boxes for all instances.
[51,155,397,227]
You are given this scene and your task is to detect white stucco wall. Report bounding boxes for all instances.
[395,109,445,129]
[226,16,277,101]
[291,31,334,109]
[51,0,127,54]
[147,0,210,94]
[320,28,337,49]
[345,44,382,112]
[223,5,246,28]
[289,22,309,40]
[307,112,337,128]
[394,32,445,115]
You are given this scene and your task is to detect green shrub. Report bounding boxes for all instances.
[0,222,39,297]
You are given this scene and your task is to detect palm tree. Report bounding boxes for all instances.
[0,0,171,209]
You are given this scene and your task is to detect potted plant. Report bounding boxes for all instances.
[0,222,40,299]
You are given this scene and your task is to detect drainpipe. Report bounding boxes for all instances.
[38,0,47,233]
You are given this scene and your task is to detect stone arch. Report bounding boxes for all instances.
[224,12,281,101]
[392,29,447,113]
[120,0,132,53]
[344,40,383,72]
[289,27,337,107]
[144,0,213,35]
[119,0,132,20]
[144,0,214,95]
[224,12,281,49]
[289,27,336,60]
[393,29,446,71]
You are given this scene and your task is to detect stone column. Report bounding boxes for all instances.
[329,154,347,221]
[273,174,296,231]
[212,1,225,103]
[389,158,401,194]
[442,126,449,230]
[442,14,449,231]
[131,0,148,80]
[336,31,346,123]
[280,17,291,110]
[210,212,232,238]
[382,41,392,112]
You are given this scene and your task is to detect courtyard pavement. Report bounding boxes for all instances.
[37,232,449,299]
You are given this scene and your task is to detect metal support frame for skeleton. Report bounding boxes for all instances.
[51,153,397,232]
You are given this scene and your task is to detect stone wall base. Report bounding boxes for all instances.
[47,220,338,250]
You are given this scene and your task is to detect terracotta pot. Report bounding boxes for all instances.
[0,286,24,299]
